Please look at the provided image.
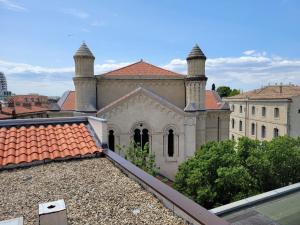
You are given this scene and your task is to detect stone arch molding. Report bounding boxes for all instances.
[130,120,153,135]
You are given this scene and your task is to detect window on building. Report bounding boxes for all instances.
[108,130,115,151]
[231,119,235,129]
[232,135,235,140]
[168,129,174,157]
[298,109,300,113]
[261,125,266,138]
[274,108,279,118]
[142,129,149,149]
[231,104,235,112]
[239,120,243,131]
[262,107,266,117]
[240,105,243,113]
[252,106,255,115]
[134,129,141,147]
[251,123,255,135]
[273,128,279,138]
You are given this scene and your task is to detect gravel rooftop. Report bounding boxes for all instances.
[0,157,187,225]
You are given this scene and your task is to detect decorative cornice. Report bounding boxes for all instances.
[185,76,207,82]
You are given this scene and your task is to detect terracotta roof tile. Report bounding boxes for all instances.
[101,60,184,78]
[60,91,76,111]
[0,122,101,168]
[227,84,300,100]
[205,90,226,110]
[1,105,48,115]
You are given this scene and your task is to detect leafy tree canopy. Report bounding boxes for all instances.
[174,136,300,209]
[216,86,240,98]
[117,141,159,176]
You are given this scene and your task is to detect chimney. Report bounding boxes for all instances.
[39,199,67,225]
[12,108,16,119]
[279,84,283,94]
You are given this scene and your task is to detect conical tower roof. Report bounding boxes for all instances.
[187,44,206,60]
[74,42,95,58]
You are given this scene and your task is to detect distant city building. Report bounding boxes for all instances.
[225,84,300,141]
[0,94,49,119]
[0,72,12,100]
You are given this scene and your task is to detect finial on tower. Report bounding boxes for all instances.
[187,44,206,60]
[74,42,95,59]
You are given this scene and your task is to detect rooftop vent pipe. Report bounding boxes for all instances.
[39,199,67,225]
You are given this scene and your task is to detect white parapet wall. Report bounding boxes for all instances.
[88,116,108,145]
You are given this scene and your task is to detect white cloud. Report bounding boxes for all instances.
[163,52,300,90]
[0,0,27,12]
[243,50,256,55]
[0,60,74,74]
[1,51,300,95]
[62,8,89,19]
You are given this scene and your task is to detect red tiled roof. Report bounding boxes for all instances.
[62,90,225,111]
[8,95,48,102]
[226,84,300,100]
[102,60,184,77]
[205,90,225,110]
[0,123,101,167]
[61,91,75,111]
[1,106,48,115]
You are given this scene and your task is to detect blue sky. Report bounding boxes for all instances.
[1,0,300,96]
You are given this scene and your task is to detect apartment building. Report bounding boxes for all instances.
[224,84,300,141]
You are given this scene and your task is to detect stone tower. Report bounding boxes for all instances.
[184,44,207,111]
[73,42,97,112]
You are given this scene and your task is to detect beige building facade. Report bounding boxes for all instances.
[225,85,300,141]
[72,43,230,180]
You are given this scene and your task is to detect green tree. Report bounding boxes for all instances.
[173,140,258,208]
[216,86,240,97]
[216,86,231,98]
[117,141,158,176]
[265,136,300,187]
[174,136,300,209]
[229,89,240,97]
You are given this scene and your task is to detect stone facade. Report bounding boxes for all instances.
[225,84,300,141]
[73,43,230,180]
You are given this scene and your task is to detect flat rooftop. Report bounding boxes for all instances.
[221,191,300,225]
[0,157,186,225]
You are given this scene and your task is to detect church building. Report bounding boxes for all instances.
[73,43,230,179]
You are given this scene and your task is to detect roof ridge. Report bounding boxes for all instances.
[101,60,141,75]
[141,60,183,76]
[101,60,183,77]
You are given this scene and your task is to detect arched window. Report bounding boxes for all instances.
[168,129,174,157]
[273,128,279,138]
[261,125,266,138]
[262,107,266,117]
[134,129,141,147]
[133,128,149,149]
[251,123,255,135]
[232,119,235,129]
[108,130,115,151]
[142,129,149,149]
[240,105,243,113]
[274,108,279,118]
[252,106,256,115]
[231,104,235,112]
[239,120,243,131]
